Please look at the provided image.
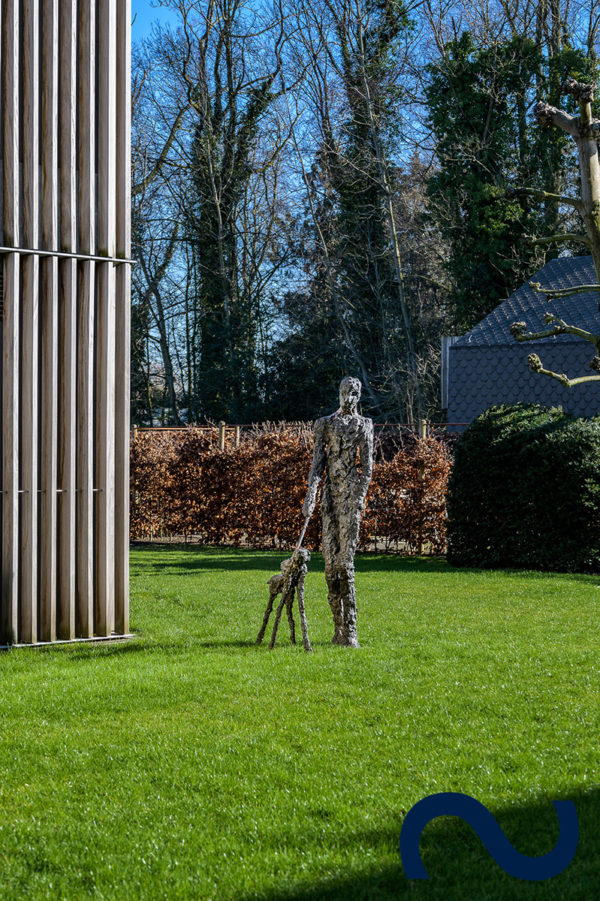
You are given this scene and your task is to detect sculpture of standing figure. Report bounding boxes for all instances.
[302,377,373,648]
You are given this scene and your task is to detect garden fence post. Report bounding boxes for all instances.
[219,421,226,451]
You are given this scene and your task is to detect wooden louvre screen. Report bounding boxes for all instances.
[0,0,131,644]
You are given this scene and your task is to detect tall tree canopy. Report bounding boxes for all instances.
[130,0,600,425]
[425,31,595,332]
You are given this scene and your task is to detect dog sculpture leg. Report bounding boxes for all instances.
[269,582,292,649]
[257,575,283,644]
[285,586,297,644]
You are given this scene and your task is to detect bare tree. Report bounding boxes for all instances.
[131,0,294,423]
[283,0,434,422]
[131,46,190,423]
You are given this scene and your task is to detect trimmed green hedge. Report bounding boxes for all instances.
[447,403,600,571]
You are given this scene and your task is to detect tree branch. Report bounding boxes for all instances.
[562,77,596,104]
[529,281,600,299]
[132,105,190,197]
[533,101,579,136]
[510,316,600,345]
[527,233,590,247]
[506,186,583,212]
[525,353,600,387]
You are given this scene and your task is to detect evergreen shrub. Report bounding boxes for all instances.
[447,403,600,571]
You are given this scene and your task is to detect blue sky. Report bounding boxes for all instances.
[131,0,177,44]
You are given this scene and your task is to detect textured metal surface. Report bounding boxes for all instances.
[257,549,312,653]
[303,378,374,648]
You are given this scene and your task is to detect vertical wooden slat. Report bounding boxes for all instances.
[115,0,131,634]
[95,270,115,636]
[96,0,117,636]
[20,0,40,644]
[1,0,131,646]
[1,0,20,645]
[77,0,96,637]
[39,0,59,642]
[58,0,77,639]
[0,0,3,626]
[77,262,95,635]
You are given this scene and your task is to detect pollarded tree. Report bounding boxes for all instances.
[510,78,600,387]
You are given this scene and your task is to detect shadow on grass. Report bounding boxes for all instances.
[193,639,258,650]
[58,636,267,661]
[130,544,462,577]
[131,544,290,573]
[242,787,600,901]
[131,544,600,585]
[131,545,448,574]
[57,634,357,662]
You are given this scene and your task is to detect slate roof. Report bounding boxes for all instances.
[447,255,600,427]
[455,255,599,347]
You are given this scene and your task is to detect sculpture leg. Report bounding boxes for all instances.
[339,560,358,648]
[285,582,297,644]
[338,504,361,648]
[325,563,345,644]
[257,576,282,644]
[296,568,312,652]
[322,490,344,644]
[269,589,288,649]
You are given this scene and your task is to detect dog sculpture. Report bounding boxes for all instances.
[256,548,312,652]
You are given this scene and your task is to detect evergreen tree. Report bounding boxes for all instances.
[272,0,431,421]
[329,0,417,418]
[261,147,348,419]
[426,32,594,332]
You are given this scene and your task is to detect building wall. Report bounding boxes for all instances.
[1,0,131,644]
[447,342,600,428]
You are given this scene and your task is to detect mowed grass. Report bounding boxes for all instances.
[1,547,600,900]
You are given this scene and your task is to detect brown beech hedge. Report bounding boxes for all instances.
[130,427,452,554]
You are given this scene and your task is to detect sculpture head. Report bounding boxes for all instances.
[339,376,361,414]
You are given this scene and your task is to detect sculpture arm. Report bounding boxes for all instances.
[357,419,374,506]
[302,418,327,518]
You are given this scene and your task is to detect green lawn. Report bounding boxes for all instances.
[1,547,599,900]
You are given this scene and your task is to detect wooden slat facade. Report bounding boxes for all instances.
[0,0,131,645]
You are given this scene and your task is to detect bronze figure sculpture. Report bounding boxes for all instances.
[303,377,373,647]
